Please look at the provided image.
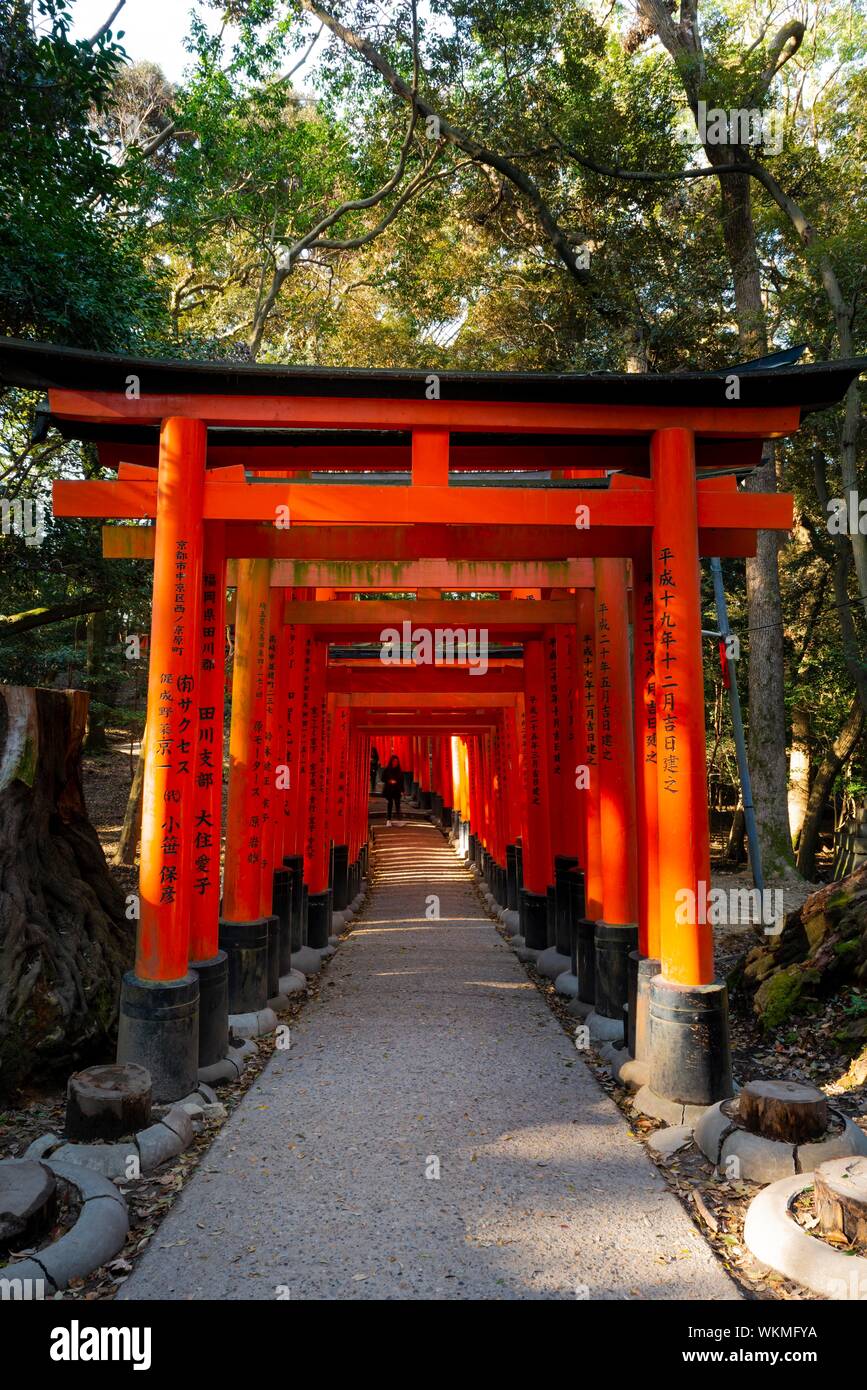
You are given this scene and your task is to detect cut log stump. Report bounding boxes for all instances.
[739,1079,829,1143]
[814,1156,867,1250]
[66,1063,152,1141]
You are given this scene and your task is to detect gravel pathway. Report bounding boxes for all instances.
[120,817,739,1301]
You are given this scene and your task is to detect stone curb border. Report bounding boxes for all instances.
[695,1101,867,1182]
[744,1173,867,1299]
[0,1160,128,1293]
[23,1103,196,1180]
[535,947,571,981]
[198,1039,258,1086]
[632,1084,711,1129]
[229,1006,280,1040]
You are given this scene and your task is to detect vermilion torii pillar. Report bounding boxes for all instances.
[574,588,603,1011]
[642,427,734,1116]
[303,640,332,953]
[591,558,639,1040]
[278,612,301,958]
[187,520,229,1071]
[116,418,205,1101]
[220,557,272,1014]
[519,639,553,954]
[328,696,352,916]
[540,625,581,980]
[630,553,661,1072]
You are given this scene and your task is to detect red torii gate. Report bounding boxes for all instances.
[2,336,860,1115]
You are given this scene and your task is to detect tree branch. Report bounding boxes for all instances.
[299,0,589,283]
[0,598,106,639]
[88,0,126,45]
[752,20,806,104]
[275,23,324,85]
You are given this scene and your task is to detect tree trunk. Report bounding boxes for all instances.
[84,610,111,752]
[796,699,864,878]
[788,705,812,848]
[697,153,794,876]
[726,803,747,864]
[0,685,133,1096]
[113,728,145,868]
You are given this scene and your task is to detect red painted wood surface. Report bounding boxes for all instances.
[652,429,714,985]
[137,418,206,981]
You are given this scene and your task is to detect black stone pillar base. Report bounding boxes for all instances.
[307,890,332,949]
[594,921,639,1020]
[515,841,524,894]
[546,885,556,948]
[648,977,734,1107]
[402,771,413,794]
[189,951,229,1070]
[521,889,548,951]
[567,868,586,977]
[554,855,579,956]
[576,917,597,1007]
[506,844,518,910]
[273,869,293,976]
[628,952,661,1060]
[265,914,281,999]
[218,917,269,1014]
[117,971,199,1104]
[332,844,349,911]
[494,863,505,905]
[283,855,305,953]
[411,779,420,804]
[418,789,432,811]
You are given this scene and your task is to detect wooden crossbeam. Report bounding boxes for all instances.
[48,388,801,438]
[100,520,763,561]
[237,558,595,589]
[95,438,763,473]
[327,667,523,692]
[283,600,575,627]
[352,716,497,731]
[55,475,791,530]
[342,692,515,708]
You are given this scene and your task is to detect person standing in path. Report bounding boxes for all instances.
[381,754,402,826]
[370,745,380,793]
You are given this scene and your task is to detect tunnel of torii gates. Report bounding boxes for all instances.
[2,338,862,1112]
